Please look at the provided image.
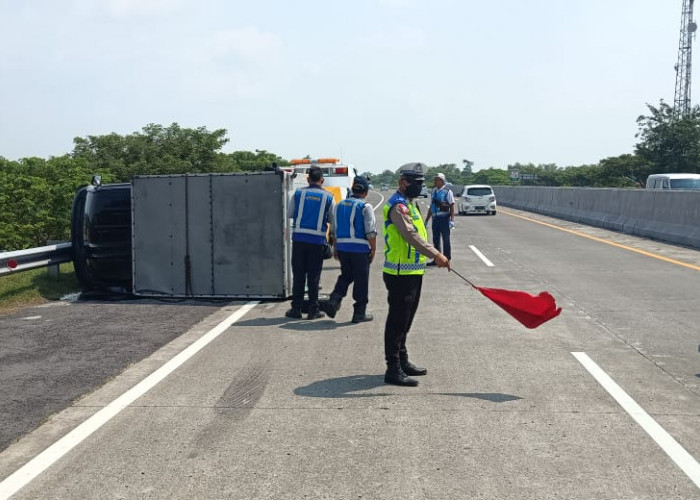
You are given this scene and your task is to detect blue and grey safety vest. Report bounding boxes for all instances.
[335,196,370,253]
[291,186,335,245]
[430,187,450,217]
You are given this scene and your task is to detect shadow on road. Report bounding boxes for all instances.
[234,316,356,331]
[295,376,523,403]
[431,392,523,403]
[295,374,391,398]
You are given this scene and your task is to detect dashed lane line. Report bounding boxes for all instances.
[572,352,700,490]
[469,245,494,267]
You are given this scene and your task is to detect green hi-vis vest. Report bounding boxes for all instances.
[382,192,428,275]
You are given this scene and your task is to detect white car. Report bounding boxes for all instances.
[458,184,497,215]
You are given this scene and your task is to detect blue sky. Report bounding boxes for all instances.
[0,0,683,173]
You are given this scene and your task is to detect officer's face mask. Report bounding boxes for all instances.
[403,178,423,199]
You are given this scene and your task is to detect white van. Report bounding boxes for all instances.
[645,173,700,190]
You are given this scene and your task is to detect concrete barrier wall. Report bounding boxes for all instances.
[492,186,700,250]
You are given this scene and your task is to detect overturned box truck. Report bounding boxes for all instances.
[70,171,296,298]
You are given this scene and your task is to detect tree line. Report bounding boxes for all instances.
[2,100,699,251]
[0,123,287,251]
[367,100,700,190]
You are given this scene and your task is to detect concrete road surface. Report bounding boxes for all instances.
[1,197,700,499]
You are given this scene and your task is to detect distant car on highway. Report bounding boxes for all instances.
[380,183,389,191]
[419,185,428,198]
[458,184,497,215]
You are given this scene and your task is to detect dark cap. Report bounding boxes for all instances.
[397,162,427,181]
[352,176,370,193]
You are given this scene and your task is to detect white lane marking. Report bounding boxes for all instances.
[373,192,385,212]
[572,352,700,490]
[0,301,259,500]
[469,245,494,267]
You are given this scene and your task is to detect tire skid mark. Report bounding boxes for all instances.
[188,357,271,457]
[215,359,271,412]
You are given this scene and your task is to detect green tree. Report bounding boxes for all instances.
[0,155,101,249]
[72,123,230,181]
[461,159,473,176]
[220,149,287,172]
[0,158,51,248]
[597,154,653,187]
[426,163,461,186]
[559,164,601,187]
[472,168,512,185]
[635,100,700,174]
[372,169,398,187]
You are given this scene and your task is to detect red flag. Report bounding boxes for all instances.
[450,269,562,329]
[476,287,561,329]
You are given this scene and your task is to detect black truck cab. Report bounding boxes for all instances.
[70,178,132,293]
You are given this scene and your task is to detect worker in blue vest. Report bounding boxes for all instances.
[425,172,455,266]
[286,166,336,320]
[321,176,377,323]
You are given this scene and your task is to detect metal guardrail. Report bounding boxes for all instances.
[0,242,72,276]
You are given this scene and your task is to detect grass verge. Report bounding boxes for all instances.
[0,263,80,316]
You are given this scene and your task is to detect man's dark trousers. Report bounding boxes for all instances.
[432,216,451,259]
[383,273,423,366]
[331,250,370,315]
[291,241,324,312]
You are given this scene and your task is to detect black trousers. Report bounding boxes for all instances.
[383,273,423,366]
[330,250,371,314]
[291,241,324,312]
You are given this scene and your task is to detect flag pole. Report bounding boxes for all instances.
[450,268,476,289]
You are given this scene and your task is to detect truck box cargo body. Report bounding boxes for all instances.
[132,172,293,298]
[71,171,294,298]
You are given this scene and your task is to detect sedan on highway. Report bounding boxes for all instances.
[457,184,497,215]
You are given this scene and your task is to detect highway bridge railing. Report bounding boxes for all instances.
[493,186,700,250]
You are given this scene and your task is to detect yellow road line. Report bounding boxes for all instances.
[501,209,700,272]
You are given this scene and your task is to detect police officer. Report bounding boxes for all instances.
[286,166,336,320]
[425,172,455,266]
[322,176,377,323]
[383,162,450,387]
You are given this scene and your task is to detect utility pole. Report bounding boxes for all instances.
[674,0,697,116]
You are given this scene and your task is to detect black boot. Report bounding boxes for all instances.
[351,304,372,323]
[384,364,418,387]
[320,294,342,319]
[285,308,302,319]
[307,307,326,320]
[351,313,374,323]
[400,356,427,376]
